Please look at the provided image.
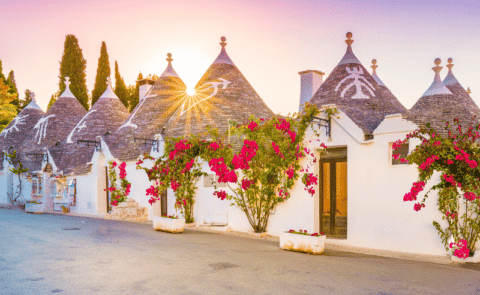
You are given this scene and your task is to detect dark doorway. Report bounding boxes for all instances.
[160,190,167,216]
[320,147,347,238]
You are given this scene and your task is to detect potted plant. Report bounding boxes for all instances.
[279,229,326,255]
[152,214,185,233]
[25,200,43,214]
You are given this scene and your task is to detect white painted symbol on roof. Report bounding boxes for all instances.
[0,114,29,137]
[66,110,98,143]
[33,114,55,144]
[335,67,375,99]
[179,78,231,116]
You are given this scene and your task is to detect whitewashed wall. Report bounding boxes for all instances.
[69,173,97,215]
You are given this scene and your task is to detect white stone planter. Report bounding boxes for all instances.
[451,251,480,263]
[25,203,43,214]
[279,231,326,255]
[153,216,185,233]
[450,240,480,263]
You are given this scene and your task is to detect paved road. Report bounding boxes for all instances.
[1,208,479,295]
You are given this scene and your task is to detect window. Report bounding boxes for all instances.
[391,142,409,165]
[31,177,43,197]
[68,179,76,206]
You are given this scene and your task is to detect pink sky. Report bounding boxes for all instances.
[1,0,479,114]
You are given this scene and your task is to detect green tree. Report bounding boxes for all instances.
[0,59,6,82]
[19,89,33,110]
[91,41,111,106]
[47,91,60,110]
[59,34,89,110]
[0,78,18,132]
[114,61,129,108]
[6,71,20,111]
[128,72,143,111]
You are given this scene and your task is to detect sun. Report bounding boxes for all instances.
[186,86,196,96]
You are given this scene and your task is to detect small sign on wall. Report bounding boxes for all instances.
[204,174,215,187]
[203,174,226,187]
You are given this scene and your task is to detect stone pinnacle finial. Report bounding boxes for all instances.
[345,32,353,46]
[30,92,35,101]
[106,77,112,87]
[166,53,173,63]
[220,36,227,48]
[467,87,472,94]
[433,58,443,74]
[371,59,378,71]
[65,77,71,88]
[446,57,454,70]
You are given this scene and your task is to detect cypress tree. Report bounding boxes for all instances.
[6,70,20,112]
[59,34,89,110]
[91,41,110,106]
[128,72,143,112]
[19,89,33,110]
[114,60,129,108]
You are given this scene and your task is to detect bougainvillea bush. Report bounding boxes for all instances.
[394,119,480,258]
[105,160,131,206]
[201,104,324,233]
[137,136,208,223]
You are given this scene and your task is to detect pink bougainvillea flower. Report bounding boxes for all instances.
[171,179,180,191]
[287,130,296,143]
[413,203,424,211]
[320,143,328,149]
[112,161,118,168]
[209,142,220,151]
[241,178,253,190]
[392,154,400,160]
[148,197,156,205]
[214,190,227,200]
[464,192,477,201]
[286,167,295,179]
[136,159,143,166]
[446,159,454,165]
[247,121,258,131]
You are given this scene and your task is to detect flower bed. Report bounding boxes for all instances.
[279,230,326,255]
[152,215,185,233]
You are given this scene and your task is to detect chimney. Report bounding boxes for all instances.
[298,70,324,112]
[137,78,155,101]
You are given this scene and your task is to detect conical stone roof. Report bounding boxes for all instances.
[0,97,44,154]
[442,58,480,117]
[370,59,407,114]
[409,58,479,134]
[164,37,274,138]
[19,78,87,171]
[110,53,187,160]
[0,97,44,171]
[59,78,130,174]
[309,33,406,135]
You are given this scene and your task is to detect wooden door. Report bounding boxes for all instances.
[320,148,347,238]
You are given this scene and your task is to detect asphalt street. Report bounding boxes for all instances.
[1,208,479,295]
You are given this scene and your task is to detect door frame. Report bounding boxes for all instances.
[319,147,347,238]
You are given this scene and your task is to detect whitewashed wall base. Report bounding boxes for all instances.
[279,232,326,255]
[153,216,185,233]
